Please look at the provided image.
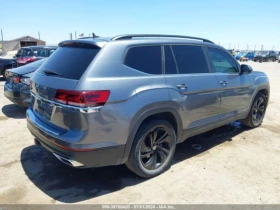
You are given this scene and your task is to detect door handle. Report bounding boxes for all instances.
[220,81,228,85]
[176,84,188,90]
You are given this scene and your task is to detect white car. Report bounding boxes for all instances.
[0,50,17,59]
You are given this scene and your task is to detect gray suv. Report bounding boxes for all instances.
[27,34,270,178]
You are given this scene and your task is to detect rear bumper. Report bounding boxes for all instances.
[4,82,30,107]
[27,109,125,168]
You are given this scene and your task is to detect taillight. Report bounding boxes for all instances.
[54,90,110,107]
[12,76,21,83]
[16,57,36,64]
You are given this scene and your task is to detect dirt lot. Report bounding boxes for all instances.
[0,61,280,204]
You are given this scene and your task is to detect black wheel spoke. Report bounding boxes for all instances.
[158,145,170,155]
[141,139,152,153]
[152,128,159,144]
[157,149,167,164]
[141,151,153,158]
[155,131,169,144]
[144,152,157,170]
[258,106,265,112]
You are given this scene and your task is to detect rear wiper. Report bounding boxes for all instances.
[43,70,63,76]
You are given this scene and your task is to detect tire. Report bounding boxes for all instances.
[126,119,176,178]
[259,59,262,63]
[272,58,276,62]
[241,92,267,128]
[1,67,9,80]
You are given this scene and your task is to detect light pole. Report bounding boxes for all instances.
[1,29,4,53]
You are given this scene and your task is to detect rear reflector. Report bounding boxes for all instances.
[54,90,110,107]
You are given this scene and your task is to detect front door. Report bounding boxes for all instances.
[206,47,253,120]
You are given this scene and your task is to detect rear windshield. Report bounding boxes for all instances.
[37,46,100,80]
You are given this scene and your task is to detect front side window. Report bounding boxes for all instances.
[124,46,162,74]
[16,49,32,57]
[207,47,239,73]
[171,45,209,74]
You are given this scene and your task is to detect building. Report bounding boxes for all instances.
[0,35,46,53]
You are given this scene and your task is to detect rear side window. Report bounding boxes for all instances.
[171,45,209,74]
[38,46,100,80]
[32,49,48,57]
[124,46,162,74]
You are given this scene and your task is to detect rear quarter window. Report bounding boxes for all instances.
[124,46,162,74]
[37,46,100,80]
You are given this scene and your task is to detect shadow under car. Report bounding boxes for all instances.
[21,121,249,203]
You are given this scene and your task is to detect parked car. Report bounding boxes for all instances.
[4,59,46,107]
[276,52,280,62]
[235,52,248,62]
[0,46,56,80]
[27,34,270,178]
[0,58,16,80]
[15,46,57,67]
[244,52,255,60]
[0,50,17,59]
[254,51,277,62]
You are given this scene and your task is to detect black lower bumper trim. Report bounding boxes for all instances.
[28,120,125,168]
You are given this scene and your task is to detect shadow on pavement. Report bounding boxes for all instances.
[2,104,27,119]
[21,121,249,203]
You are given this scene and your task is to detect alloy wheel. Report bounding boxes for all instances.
[252,98,265,126]
[140,127,172,170]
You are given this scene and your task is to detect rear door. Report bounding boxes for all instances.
[164,45,221,131]
[30,43,101,132]
[206,47,253,120]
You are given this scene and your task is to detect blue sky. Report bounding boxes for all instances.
[1,0,279,50]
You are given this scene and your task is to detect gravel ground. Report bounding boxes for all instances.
[0,61,280,204]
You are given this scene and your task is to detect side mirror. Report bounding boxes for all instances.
[240,64,253,74]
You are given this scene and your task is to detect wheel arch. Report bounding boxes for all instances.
[121,107,183,164]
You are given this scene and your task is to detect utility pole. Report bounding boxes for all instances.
[70,33,72,40]
[261,45,263,51]
[38,31,41,40]
[272,45,274,51]
[254,44,256,52]
[1,29,4,53]
[75,31,77,39]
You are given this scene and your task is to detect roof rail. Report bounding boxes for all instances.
[111,34,214,44]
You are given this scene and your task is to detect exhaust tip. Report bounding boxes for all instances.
[53,153,84,167]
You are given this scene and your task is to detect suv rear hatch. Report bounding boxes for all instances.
[29,41,103,134]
